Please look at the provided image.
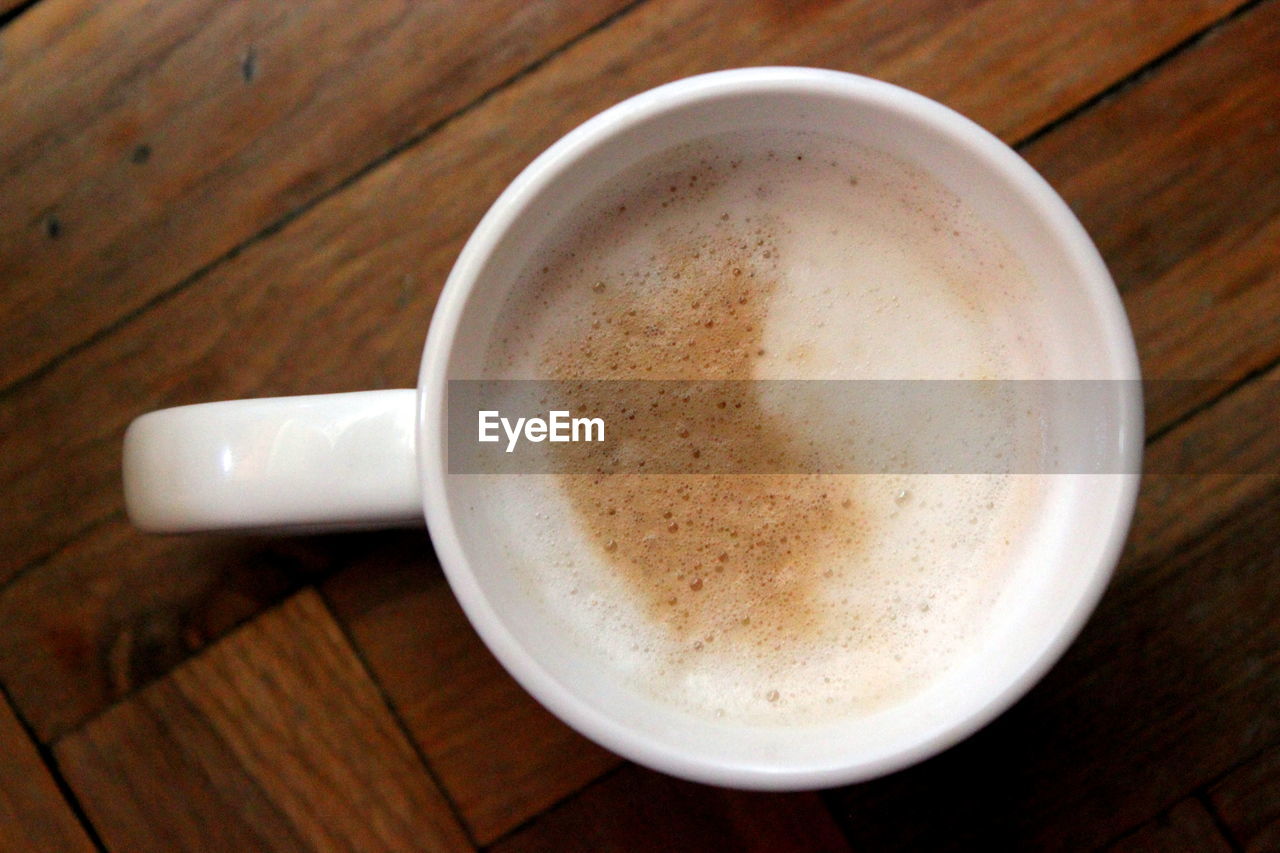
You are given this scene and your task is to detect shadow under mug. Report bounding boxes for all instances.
[124,68,1143,789]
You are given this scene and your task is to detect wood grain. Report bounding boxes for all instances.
[1025,0,1279,292]
[1020,0,1280,433]
[0,0,29,21]
[490,765,850,853]
[0,693,96,853]
[0,0,632,389]
[0,0,1253,753]
[1124,367,1280,574]
[0,0,1238,399]
[0,522,388,741]
[0,2,1247,577]
[1125,217,1280,433]
[1209,742,1280,852]
[0,1,1274,848]
[1106,798,1232,852]
[54,589,472,852]
[321,544,618,844]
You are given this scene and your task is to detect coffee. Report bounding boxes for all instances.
[481,130,1047,723]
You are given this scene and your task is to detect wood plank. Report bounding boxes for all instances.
[0,1,1271,844]
[0,692,96,853]
[490,765,850,853]
[0,0,632,389]
[1106,798,1232,852]
[827,396,1280,849]
[0,0,30,21]
[1208,742,1280,852]
[1026,0,1279,294]
[321,544,618,844]
[0,0,1240,392]
[0,0,1249,582]
[0,0,1258,768]
[1019,0,1280,434]
[1126,218,1280,433]
[54,589,472,852]
[1125,366,1280,574]
[0,521,385,741]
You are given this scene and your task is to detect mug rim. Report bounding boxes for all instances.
[417,67,1143,789]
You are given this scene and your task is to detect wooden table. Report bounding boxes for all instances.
[2,0,1277,849]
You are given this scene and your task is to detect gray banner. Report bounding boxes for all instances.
[446,380,1273,474]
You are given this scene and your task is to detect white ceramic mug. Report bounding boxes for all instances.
[124,68,1142,789]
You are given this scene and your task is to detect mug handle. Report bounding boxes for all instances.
[122,390,422,533]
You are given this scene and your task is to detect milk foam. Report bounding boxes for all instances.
[481,131,1048,724]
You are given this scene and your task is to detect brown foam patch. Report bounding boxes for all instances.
[537,204,867,651]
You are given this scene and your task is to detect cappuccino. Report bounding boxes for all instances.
[479,130,1047,724]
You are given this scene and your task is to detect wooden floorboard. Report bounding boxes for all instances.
[0,0,32,22]
[490,765,851,853]
[0,0,633,390]
[0,521,409,741]
[1105,798,1233,853]
[322,545,619,845]
[1022,0,1280,433]
[1208,742,1280,852]
[0,0,1252,745]
[0,0,1239,390]
[1126,371,1280,576]
[0,691,96,853]
[1,0,1275,849]
[54,590,472,852]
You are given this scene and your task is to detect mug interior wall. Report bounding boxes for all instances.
[437,79,1137,780]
